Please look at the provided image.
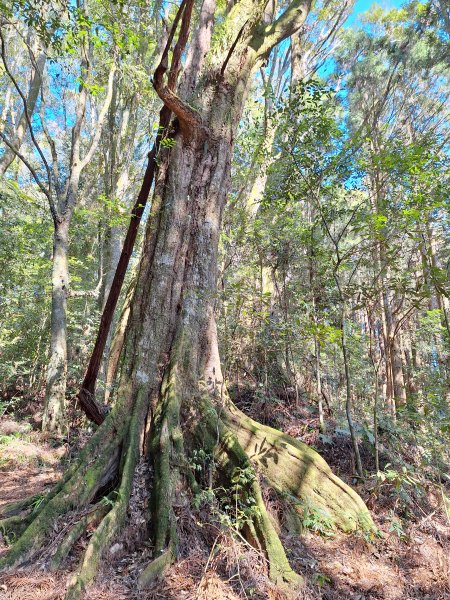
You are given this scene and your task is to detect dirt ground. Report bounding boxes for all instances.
[0,419,62,512]
[0,414,449,600]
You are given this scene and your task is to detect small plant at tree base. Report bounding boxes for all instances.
[388,512,407,541]
[312,572,331,587]
[31,494,46,513]
[220,466,261,530]
[299,502,335,537]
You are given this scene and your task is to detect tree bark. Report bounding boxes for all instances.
[390,334,407,410]
[42,161,83,431]
[340,306,364,478]
[42,219,69,433]
[76,145,159,424]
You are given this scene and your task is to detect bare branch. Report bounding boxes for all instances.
[0,130,54,209]
[0,26,54,214]
[39,94,63,204]
[79,64,117,171]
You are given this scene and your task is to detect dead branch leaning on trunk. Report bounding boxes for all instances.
[77,0,196,424]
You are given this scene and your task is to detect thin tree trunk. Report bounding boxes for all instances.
[373,370,379,472]
[104,278,135,403]
[97,224,122,394]
[42,163,82,432]
[340,306,364,478]
[426,218,450,343]
[42,219,69,433]
[0,84,12,135]
[0,46,46,176]
[315,331,324,432]
[40,60,116,431]
[390,334,407,410]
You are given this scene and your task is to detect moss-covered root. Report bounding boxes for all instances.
[0,514,33,541]
[141,337,200,590]
[0,416,123,571]
[218,429,303,594]
[137,548,173,589]
[48,503,110,572]
[64,397,143,600]
[0,495,44,519]
[195,393,302,594]
[226,403,375,533]
[146,352,184,578]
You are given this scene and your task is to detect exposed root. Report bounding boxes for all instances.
[219,429,303,593]
[64,391,145,599]
[144,347,185,583]
[0,411,125,570]
[0,495,43,519]
[48,503,110,572]
[0,514,33,541]
[1,338,374,600]
[193,391,304,595]
[138,548,173,588]
[225,402,375,533]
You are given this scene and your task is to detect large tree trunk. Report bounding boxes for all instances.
[0,1,374,597]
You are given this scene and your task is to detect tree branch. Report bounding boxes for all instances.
[79,64,117,171]
[153,0,209,139]
[0,26,56,222]
[0,130,52,205]
[250,0,312,59]
[39,93,63,204]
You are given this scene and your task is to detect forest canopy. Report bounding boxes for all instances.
[0,0,449,598]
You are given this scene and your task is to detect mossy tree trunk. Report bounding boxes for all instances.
[0,0,374,596]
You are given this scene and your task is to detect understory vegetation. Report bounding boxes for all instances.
[0,0,449,598]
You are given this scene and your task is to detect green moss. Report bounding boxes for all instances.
[138,549,173,588]
[0,514,32,543]
[66,392,144,599]
[150,353,184,555]
[0,495,42,518]
[0,415,123,571]
[225,403,375,533]
[193,392,302,592]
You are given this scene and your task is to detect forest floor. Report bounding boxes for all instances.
[0,390,449,600]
